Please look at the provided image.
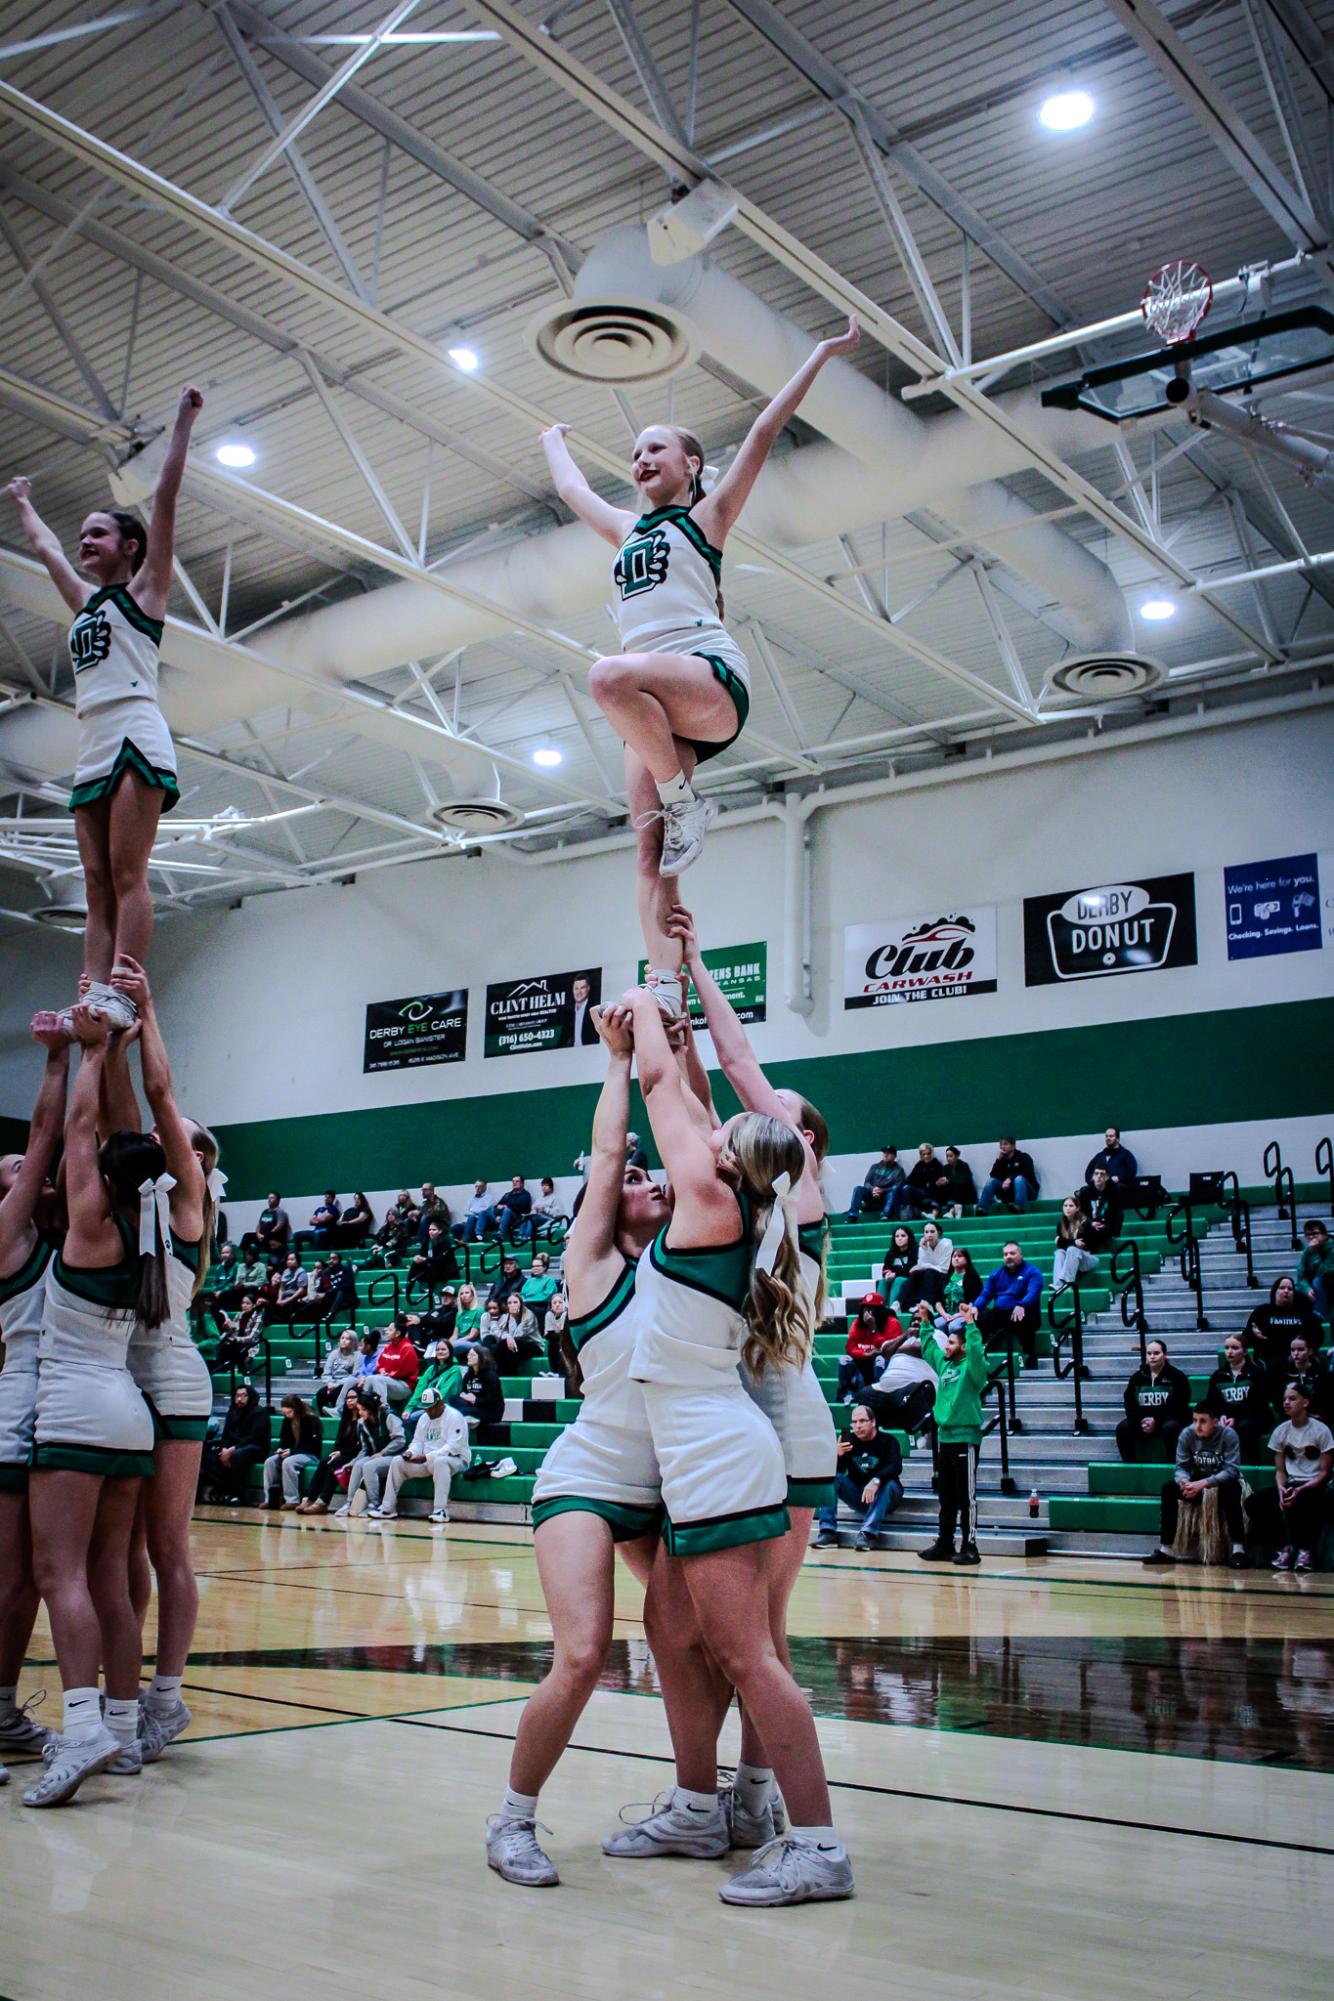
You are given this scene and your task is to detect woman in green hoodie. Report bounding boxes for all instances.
[403,1337,463,1430]
[916,1315,989,1567]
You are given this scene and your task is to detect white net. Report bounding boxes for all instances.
[1141,260,1213,345]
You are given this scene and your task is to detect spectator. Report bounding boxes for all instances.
[975,1240,1043,1368]
[303,1191,342,1252]
[454,1283,482,1342]
[625,1132,649,1170]
[214,1293,266,1370]
[302,1259,332,1322]
[253,1192,291,1262]
[372,1320,421,1406]
[1142,1404,1246,1568]
[1296,1220,1334,1327]
[936,1246,983,1323]
[520,1250,558,1318]
[846,1146,905,1224]
[977,1138,1040,1214]
[1116,1339,1192,1462]
[813,1405,904,1550]
[372,1386,471,1524]
[269,1249,311,1324]
[917,1317,989,1566]
[456,1346,504,1441]
[530,1177,566,1235]
[866,1327,938,1434]
[487,1255,525,1310]
[837,1293,896,1401]
[200,1383,270,1504]
[315,1251,356,1327]
[419,1287,459,1344]
[1085,1127,1138,1186]
[209,1240,241,1305]
[261,1394,323,1509]
[1074,1166,1122,1255]
[458,1179,495,1242]
[1206,1334,1273,1466]
[333,1330,385,1414]
[341,1191,375,1245]
[317,1328,361,1410]
[299,1395,363,1514]
[879,1225,917,1307]
[544,1289,570,1378]
[1244,1275,1325,1368]
[404,1338,463,1427]
[486,1294,542,1361]
[1281,1335,1334,1424]
[941,1145,976,1217]
[409,1219,459,1296]
[895,1219,953,1312]
[1052,1197,1099,1291]
[336,1385,406,1516]
[417,1183,452,1249]
[1261,1381,1333,1571]
[900,1143,952,1221]
[496,1175,534,1245]
[372,1194,415,1263]
[235,1245,270,1296]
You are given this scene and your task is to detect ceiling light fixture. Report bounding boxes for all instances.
[1038,88,1095,132]
[1139,597,1178,621]
[532,744,563,767]
[215,441,257,469]
[448,344,480,372]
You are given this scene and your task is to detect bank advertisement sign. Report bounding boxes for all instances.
[363,989,468,1072]
[1225,853,1322,960]
[484,967,603,1058]
[843,910,997,1008]
[1023,874,1197,986]
[638,941,768,1025]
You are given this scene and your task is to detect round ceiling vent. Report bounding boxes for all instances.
[1045,654,1165,703]
[528,297,698,383]
[430,797,524,835]
[32,900,90,931]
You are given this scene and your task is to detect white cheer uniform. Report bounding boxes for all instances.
[629,1192,788,1557]
[611,506,750,762]
[740,1217,837,1510]
[0,1234,54,1487]
[67,584,179,813]
[127,1230,213,1439]
[531,1258,662,1540]
[34,1215,155,1476]
[381,1403,471,1515]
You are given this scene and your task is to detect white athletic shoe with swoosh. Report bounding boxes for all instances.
[719,1834,855,1906]
[486,1814,560,1886]
[21,1726,121,1807]
[602,1791,730,1859]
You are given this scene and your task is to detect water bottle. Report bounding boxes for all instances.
[1028,1487,1040,1519]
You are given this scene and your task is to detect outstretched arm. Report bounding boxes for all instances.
[5,477,89,615]
[62,1017,119,1263]
[695,319,859,543]
[100,1023,143,1141]
[0,1019,70,1262]
[669,902,777,1118]
[566,1007,635,1283]
[112,954,205,1233]
[540,424,637,549]
[627,990,734,1230]
[136,385,203,620]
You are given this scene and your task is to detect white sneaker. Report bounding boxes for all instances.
[139,1695,191,1764]
[21,1726,120,1806]
[647,972,684,1021]
[659,793,717,875]
[331,1503,350,1517]
[367,1505,392,1518]
[429,1509,449,1524]
[0,1694,54,1756]
[85,982,138,1032]
[719,1785,775,1850]
[602,1791,730,1859]
[486,1813,560,1887]
[719,1834,855,1906]
[106,1740,143,1777]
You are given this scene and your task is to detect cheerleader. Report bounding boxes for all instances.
[487,1004,668,1888]
[24,1008,167,1806]
[539,321,858,1019]
[0,1017,71,1783]
[6,385,203,1028]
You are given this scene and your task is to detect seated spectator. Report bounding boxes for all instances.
[253,1192,291,1262]
[262,1394,323,1509]
[200,1383,270,1504]
[977,1138,1039,1214]
[879,1225,917,1307]
[1244,1275,1325,1368]
[1296,1219,1334,1327]
[409,1219,460,1297]
[1116,1339,1191,1462]
[208,1240,241,1306]
[458,1180,496,1243]
[895,1219,953,1312]
[520,1250,558,1318]
[846,1146,905,1224]
[372,1386,471,1524]
[975,1240,1043,1368]
[936,1246,982,1324]
[299,1395,363,1514]
[341,1191,375,1246]
[334,1384,406,1516]
[1282,1335,1334,1424]
[372,1321,421,1406]
[487,1255,525,1310]
[333,1330,385,1413]
[865,1327,938,1434]
[1085,1127,1138,1186]
[313,1250,356,1327]
[301,1259,332,1322]
[544,1289,570,1379]
[837,1293,897,1401]
[488,1293,542,1361]
[371,1193,415,1263]
[1206,1334,1273,1466]
[813,1405,904,1551]
[235,1246,270,1297]
[496,1175,534,1245]
[455,1345,505,1441]
[214,1293,266,1370]
[404,1338,463,1428]
[417,1183,452,1248]
[1074,1166,1122,1255]
[1143,1403,1246,1568]
[941,1145,976,1216]
[454,1283,482,1343]
[296,1191,340,1253]
[317,1328,361,1410]
[419,1287,459,1344]
[268,1250,311,1323]
[1256,1381,1334,1571]
[1052,1197,1099,1291]
[900,1143,952,1221]
[530,1177,567,1235]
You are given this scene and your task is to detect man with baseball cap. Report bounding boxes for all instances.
[370,1383,471,1524]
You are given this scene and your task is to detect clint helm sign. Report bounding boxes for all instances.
[844,909,997,1008]
[1023,874,1197,986]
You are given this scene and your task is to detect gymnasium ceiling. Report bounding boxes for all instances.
[1,0,1334,921]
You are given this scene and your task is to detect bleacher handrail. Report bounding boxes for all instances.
[1263,1139,1284,1181]
[1166,1199,1209,1331]
[1111,1238,1149,1370]
[1264,1144,1301,1250]
[979,1367,1017,1495]
[1047,1277,1091,1434]
[1217,1170,1259,1287]
[1317,1135,1334,1217]
[364,1270,402,1322]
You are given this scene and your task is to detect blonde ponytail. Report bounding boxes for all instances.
[721,1112,813,1378]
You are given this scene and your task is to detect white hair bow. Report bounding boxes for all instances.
[700,462,719,493]
[206,1164,228,1206]
[138,1172,177,1259]
[755,1170,799,1277]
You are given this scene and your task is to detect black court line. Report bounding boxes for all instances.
[212,1571,645,1623]
[392,1715,1334,1859]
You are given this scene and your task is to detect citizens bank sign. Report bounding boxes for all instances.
[1023,873,1197,986]
[844,909,998,1008]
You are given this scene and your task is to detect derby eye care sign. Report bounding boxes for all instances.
[844,910,998,1007]
[364,990,468,1072]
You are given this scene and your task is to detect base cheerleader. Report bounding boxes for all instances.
[6,385,203,1028]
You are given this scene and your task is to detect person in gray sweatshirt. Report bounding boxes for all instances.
[1144,1403,1246,1568]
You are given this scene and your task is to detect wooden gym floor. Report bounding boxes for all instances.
[3,1510,1331,2001]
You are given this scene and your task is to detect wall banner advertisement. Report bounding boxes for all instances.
[638,941,768,1025]
[484,967,603,1058]
[1023,874,1197,985]
[363,989,468,1073]
[843,910,997,1008]
[1224,853,1322,960]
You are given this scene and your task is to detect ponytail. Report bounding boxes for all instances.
[106,508,148,574]
[721,1113,814,1378]
[185,1119,221,1298]
[98,1130,169,1330]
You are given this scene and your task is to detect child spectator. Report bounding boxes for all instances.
[813,1405,904,1550]
[1281,1335,1334,1423]
[916,1318,989,1565]
[1142,1403,1246,1568]
[879,1225,917,1306]
[1052,1196,1099,1290]
[1116,1340,1192,1462]
[1206,1334,1273,1465]
[261,1394,323,1509]
[1262,1381,1333,1571]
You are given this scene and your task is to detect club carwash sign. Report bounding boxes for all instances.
[844,910,997,1008]
[1023,873,1198,985]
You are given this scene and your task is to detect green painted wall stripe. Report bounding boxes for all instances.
[212,997,1334,1199]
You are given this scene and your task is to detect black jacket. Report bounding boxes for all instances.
[1123,1363,1191,1427]
[943,1159,977,1202]
[278,1410,323,1456]
[839,1430,903,1488]
[988,1150,1039,1193]
[906,1158,950,1196]
[1204,1362,1272,1434]
[1076,1183,1123,1238]
[219,1397,270,1458]
[1244,1296,1324,1362]
[1085,1144,1138,1184]
[459,1366,504,1427]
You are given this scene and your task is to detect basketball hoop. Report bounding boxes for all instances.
[1141,260,1213,345]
